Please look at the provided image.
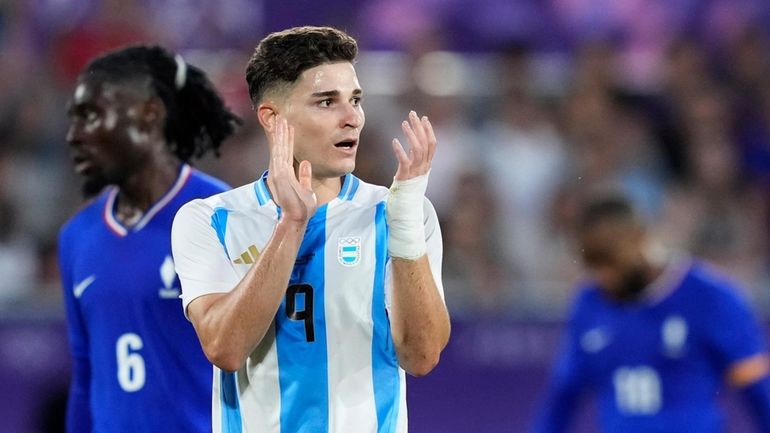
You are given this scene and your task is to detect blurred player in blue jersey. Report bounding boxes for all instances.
[59,45,240,433]
[533,193,770,433]
[171,26,451,432]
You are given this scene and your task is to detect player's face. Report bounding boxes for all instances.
[66,77,154,196]
[579,222,650,300]
[281,61,364,180]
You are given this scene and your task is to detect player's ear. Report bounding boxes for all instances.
[630,223,646,243]
[256,102,278,132]
[142,97,166,130]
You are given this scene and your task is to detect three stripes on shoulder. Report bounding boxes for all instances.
[233,245,260,264]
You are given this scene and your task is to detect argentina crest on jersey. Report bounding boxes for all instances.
[337,236,361,266]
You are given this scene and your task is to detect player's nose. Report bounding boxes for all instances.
[66,122,84,148]
[340,102,363,129]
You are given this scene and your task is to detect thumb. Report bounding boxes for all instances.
[298,160,312,190]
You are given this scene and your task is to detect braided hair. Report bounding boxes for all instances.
[83,45,241,162]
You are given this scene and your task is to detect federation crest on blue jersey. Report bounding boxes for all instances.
[581,327,611,353]
[661,315,688,358]
[158,255,181,298]
[337,236,361,266]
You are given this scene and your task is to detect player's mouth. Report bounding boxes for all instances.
[72,155,94,174]
[334,139,358,154]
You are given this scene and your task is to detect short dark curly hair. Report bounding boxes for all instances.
[245,26,358,107]
[577,192,641,234]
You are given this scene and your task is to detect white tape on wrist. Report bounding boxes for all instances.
[386,172,430,260]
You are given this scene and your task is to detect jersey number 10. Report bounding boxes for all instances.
[613,366,662,415]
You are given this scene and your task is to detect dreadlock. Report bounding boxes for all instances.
[84,45,241,162]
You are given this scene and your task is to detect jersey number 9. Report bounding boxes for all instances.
[286,284,315,342]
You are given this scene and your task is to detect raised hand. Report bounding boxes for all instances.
[266,115,317,223]
[391,110,437,181]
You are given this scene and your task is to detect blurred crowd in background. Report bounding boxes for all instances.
[2,0,770,321]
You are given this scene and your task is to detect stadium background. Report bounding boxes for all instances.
[2,0,770,431]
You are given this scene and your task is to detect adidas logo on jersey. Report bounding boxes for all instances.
[234,245,260,265]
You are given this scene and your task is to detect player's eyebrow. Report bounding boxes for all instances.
[66,100,96,115]
[311,90,339,98]
[311,89,363,98]
[65,101,86,116]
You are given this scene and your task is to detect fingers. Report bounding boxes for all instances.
[423,116,437,163]
[395,110,436,179]
[269,116,300,201]
[391,138,410,164]
[409,110,428,148]
[270,115,285,163]
[287,123,295,165]
[269,116,296,173]
[401,119,424,164]
[391,138,409,180]
[297,160,312,190]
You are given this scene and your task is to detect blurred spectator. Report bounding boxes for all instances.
[34,239,62,310]
[0,162,38,304]
[644,38,712,180]
[442,172,516,318]
[51,0,152,85]
[659,86,769,299]
[479,47,570,315]
[560,83,666,220]
[148,0,263,50]
[727,27,770,187]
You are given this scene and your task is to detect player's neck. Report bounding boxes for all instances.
[115,159,182,224]
[310,175,344,206]
[643,241,669,283]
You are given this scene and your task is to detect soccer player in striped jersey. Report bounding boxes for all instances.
[533,193,770,433]
[171,26,451,432]
[59,45,240,433]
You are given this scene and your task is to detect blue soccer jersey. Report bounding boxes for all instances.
[534,258,767,433]
[171,172,445,433]
[59,165,228,433]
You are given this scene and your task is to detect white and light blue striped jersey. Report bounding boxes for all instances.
[171,172,444,433]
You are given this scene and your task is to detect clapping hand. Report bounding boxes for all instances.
[266,115,317,224]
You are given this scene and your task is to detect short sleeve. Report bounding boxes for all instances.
[706,281,767,368]
[171,199,240,317]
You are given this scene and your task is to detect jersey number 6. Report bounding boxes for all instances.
[286,284,315,342]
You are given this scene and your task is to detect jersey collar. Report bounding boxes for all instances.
[643,253,692,305]
[253,170,361,207]
[103,164,192,237]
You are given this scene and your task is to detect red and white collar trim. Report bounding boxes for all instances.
[103,164,193,237]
